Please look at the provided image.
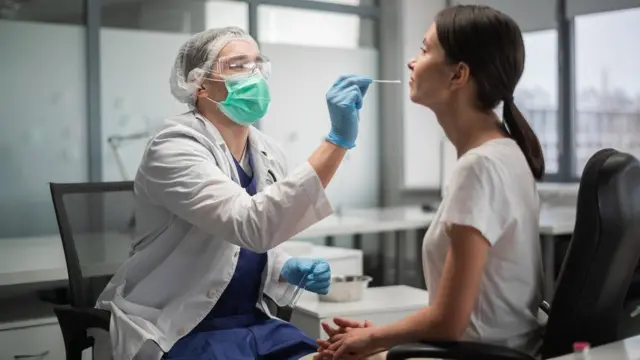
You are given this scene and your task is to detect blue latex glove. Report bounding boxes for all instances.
[325,75,373,149]
[281,258,332,295]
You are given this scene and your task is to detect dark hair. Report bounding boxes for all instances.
[435,5,545,180]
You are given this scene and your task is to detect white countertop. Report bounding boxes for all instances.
[296,205,575,239]
[294,285,428,318]
[550,334,640,359]
[294,207,436,238]
[0,205,576,288]
[539,205,576,236]
[0,234,362,288]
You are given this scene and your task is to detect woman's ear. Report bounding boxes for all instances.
[450,62,470,90]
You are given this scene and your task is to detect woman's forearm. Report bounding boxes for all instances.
[371,307,461,349]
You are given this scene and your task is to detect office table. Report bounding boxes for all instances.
[539,206,576,300]
[295,205,576,297]
[0,234,361,288]
[0,205,575,300]
[294,206,435,248]
[549,334,640,359]
[294,207,436,285]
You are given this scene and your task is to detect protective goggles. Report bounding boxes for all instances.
[212,53,271,79]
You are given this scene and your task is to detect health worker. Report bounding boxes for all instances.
[94,27,372,360]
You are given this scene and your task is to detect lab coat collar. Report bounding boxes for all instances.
[247,128,277,189]
[192,110,226,147]
[192,110,274,189]
[192,110,268,156]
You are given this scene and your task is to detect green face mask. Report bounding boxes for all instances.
[209,73,271,126]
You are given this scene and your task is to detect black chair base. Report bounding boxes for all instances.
[387,341,534,360]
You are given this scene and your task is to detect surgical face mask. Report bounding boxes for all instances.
[205,72,271,126]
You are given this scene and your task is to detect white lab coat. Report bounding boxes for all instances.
[93,110,333,360]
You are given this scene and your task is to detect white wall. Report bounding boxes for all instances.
[0,20,88,237]
[400,0,448,190]
[258,6,361,48]
[99,28,380,208]
[100,28,189,181]
[260,43,380,209]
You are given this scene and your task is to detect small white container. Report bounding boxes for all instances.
[319,275,373,303]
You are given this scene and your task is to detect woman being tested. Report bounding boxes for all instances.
[95,27,372,360]
[315,5,544,359]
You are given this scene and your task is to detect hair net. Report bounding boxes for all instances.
[170,27,258,106]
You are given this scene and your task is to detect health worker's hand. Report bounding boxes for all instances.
[281,258,332,295]
[325,75,372,149]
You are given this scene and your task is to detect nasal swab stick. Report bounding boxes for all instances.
[372,80,402,84]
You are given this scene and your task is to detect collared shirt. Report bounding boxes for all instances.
[95,110,333,360]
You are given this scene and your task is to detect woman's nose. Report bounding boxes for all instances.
[407,60,415,71]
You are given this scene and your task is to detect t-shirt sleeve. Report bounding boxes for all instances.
[439,154,511,246]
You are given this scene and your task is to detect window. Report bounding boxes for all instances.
[515,30,559,174]
[102,0,247,33]
[0,0,87,237]
[453,1,559,175]
[206,1,249,30]
[308,0,378,6]
[258,5,376,48]
[309,0,360,4]
[574,8,640,176]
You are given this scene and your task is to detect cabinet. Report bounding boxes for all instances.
[0,319,65,360]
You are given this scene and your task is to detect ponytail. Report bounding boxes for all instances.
[502,98,545,180]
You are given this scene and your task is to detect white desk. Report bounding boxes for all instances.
[295,205,576,293]
[539,206,576,301]
[0,205,576,299]
[295,204,575,242]
[291,285,429,340]
[293,207,436,285]
[550,335,640,359]
[540,205,576,236]
[294,207,435,242]
[0,232,133,288]
[0,235,362,288]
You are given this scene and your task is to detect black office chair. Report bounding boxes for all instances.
[50,181,133,360]
[50,181,293,360]
[387,149,640,360]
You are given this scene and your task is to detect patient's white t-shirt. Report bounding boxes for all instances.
[423,138,543,355]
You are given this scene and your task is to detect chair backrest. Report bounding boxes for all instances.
[50,181,135,308]
[541,149,640,358]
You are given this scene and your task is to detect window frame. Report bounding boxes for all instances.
[565,2,640,181]
[450,0,564,181]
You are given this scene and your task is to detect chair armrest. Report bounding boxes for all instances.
[386,341,535,360]
[264,295,293,322]
[54,305,110,331]
[53,305,110,360]
[540,300,550,314]
[275,305,293,322]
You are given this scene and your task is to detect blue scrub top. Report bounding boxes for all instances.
[164,145,317,360]
[206,148,265,318]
